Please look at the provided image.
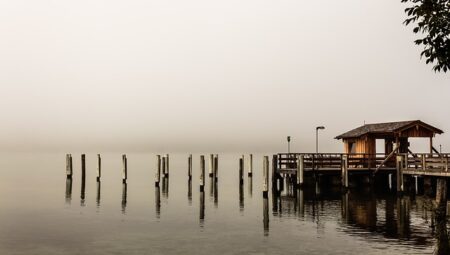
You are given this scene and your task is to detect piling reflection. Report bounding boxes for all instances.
[80,177,86,207]
[188,180,192,205]
[239,183,244,212]
[263,197,269,236]
[155,186,161,218]
[248,176,253,197]
[96,181,101,208]
[162,177,169,199]
[435,204,450,255]
[121,183,127,214]
[65,178,72,204]
[200,191,205,226]
[214,181,218,208]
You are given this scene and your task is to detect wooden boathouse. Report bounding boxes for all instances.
[273,120,449,193]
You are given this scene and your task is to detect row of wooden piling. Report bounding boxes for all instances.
[66,153,272,197]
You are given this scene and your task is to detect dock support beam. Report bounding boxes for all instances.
[436,178,447,206]
[263,156,269,198]
[396,155,404,193]
[209,154,214,177]
[341,155,348,189]
[214,154,218,182]
[296,155,304,187]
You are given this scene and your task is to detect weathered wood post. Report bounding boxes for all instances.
[396,155,404,193]
[263,196,269,236]
[155,155,161,187]
[341,154,348,188]
[81,154,86,181]
[188,154,192,180]
[161,156,166,177]
[436,178,447,206]
[65,177,72,204]
[248,154,253,177]
[121,183,127,213]
[122,154,127,184]
[96,154,101,182]
[96,179,101,206]
[272,155,278,191]
[165,154,170,177]
[209,154,214,177]
[239,155,244,185]
[214,154,219,182]
[263,156,269,198]
[200,155,205,192]
[66,154,73,178]
[296,155,304,187]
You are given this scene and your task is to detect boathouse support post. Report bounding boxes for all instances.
[96,154,101,182]
[155,155,161,187]
[272,155,278,190]
[122,154,127,184]
[188,154,192,181]
[263,156,269,198]
[200,155,205,192]
[297,155,304,187]
[66,154,73,178]
[341,155,348,188]
[436,178,447,206]
[209,154,214,177]
[396,155,404,193]
[248,154,253,177]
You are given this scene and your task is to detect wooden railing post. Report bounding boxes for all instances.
[421,154,426,171]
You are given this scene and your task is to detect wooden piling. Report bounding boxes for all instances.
[248,154,253,177]
[122,154,127,184]
[155,155,161,187]
[396,155,404,193]
[200,155,205,192]
[81,154,86,181]
[96,154,101,182]
[161,156,166,177]
[188,154,192,180]
[165,154,169,177]
[341,154,348,188]
[214,154,218,182]
[272,155,278,191]
[239,156,244,185]
[66,154,73,178]
[296,155,304,187]
[209,154,214,177]
[263,156,269,198]
[436,178,447,206]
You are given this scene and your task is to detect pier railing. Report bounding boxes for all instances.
[277,153,450,173]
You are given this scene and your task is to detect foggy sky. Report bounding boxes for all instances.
[0,0,449,153]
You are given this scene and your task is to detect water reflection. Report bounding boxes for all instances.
[162,177,169,199]
[239,184,244,212]
[155,186,161,218]
[96,181,101,208]
[435,204,450,255]
[80,176,86,207]
[65,178,72,204]
[200,191,205,226]
[214,181,218,208]
[188,180,192,205]
[263,197,269,236]
[121,183,127,214]
[248,176,252,197]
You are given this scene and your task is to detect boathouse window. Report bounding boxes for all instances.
[348,142,356,153]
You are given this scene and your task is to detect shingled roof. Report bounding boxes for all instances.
[335,120,443,139]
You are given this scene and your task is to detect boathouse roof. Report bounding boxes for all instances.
[335,120,443,139]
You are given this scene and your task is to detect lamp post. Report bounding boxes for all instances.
[287,136,291,154]
[316,126,325,153]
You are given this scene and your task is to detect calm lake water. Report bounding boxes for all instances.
[0,153,446,254]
